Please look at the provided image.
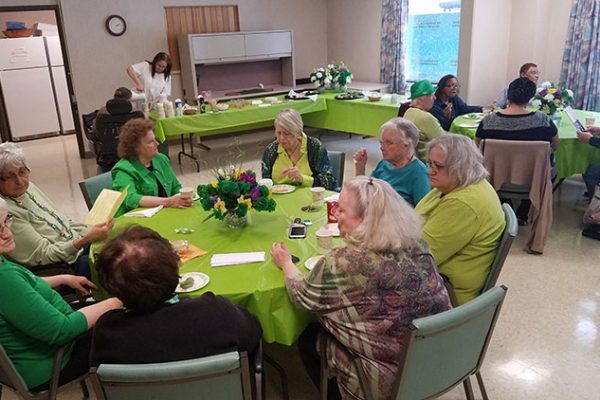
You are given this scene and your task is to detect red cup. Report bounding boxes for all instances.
[327,200,338,223]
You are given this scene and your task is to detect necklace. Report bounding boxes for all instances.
[9,192,74,240]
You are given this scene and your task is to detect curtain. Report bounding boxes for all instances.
[560,0,600,111]
[380,0,408,93]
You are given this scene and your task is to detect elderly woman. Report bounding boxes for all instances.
[127,52,172,105]
[271,176,450,400]
[91,225,262,366]
[353,117,430,206]
[112,119,191,216]
[429,75,484,131]
[0,197,122,390]
[416,134,505,305]
[262,108,336,190]
[0,142,112,277]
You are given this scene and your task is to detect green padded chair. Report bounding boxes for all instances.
[320,286,508,400]
[327,151,345,191]
[90,351,254,400]
[78,172,112,210]
[0,341,89,400]
[443,203,518,307]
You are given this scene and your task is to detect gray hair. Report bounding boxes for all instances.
[342,176,423,252]
[426,134,488,188]
[379,117,419,155]
[274,109,303,138]
[0,142,29,175]
[0,197,6,215]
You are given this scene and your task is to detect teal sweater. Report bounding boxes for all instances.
[112,153,182,216]
[0,258,87,388]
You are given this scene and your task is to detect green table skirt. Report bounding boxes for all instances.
[450,109,600,180]
[91,188,340,345]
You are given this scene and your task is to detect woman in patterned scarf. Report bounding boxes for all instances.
[271,176,450,399]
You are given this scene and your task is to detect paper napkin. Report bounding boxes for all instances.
[124,205,163,218]
[211,252,265,267]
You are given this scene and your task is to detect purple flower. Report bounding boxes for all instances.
[210,195,218,204]
[239,172,256,183]
[250,186,261,200]
[540,89,547,96]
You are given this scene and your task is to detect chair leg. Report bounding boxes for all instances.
[263,354,289,400]
[80,379,90,398]
[476,372,489,400]
[462,377,475,400]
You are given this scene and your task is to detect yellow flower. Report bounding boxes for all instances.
[211,180,218,189]
[548,88,557,94]
[238,196,252,209]
[213,199,226,213]
[233,169,242,180]
[268,189,273,199]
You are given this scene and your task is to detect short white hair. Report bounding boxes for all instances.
[379,117,419,155]
[274,109,303,138]
[426,134,488,188]
[0,142,28,176]
[342,176,423,252]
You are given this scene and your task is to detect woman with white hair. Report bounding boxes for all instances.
[262,108,336,190]
[353,117,430,206]
[0,197,122,390]
[271,176,450,400]
[0,142,112,277]
[416,134,505,305]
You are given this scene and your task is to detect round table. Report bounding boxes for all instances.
[91,187,339,345]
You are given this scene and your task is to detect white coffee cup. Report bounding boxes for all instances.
[180,186,194,200]
[258,178,273,188]
[311,186,326,207]
[585,116,596,127]
[316,228,334,252]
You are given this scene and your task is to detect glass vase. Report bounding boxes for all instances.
[224,213,247,229]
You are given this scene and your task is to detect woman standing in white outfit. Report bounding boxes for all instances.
[127,52,172,105]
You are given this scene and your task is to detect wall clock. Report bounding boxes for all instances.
[106,15,127,37]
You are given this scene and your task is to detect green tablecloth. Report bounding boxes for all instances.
[91,188,340,345]
[151,96,327,142]
[450,109,600,180]
[303,92,404,137]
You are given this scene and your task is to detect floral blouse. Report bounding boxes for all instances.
[285,242,451,399]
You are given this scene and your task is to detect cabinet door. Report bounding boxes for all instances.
[192,34,245,62]
[245,31,292,58]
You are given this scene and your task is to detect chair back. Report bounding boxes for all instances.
[481,204,518,293]
[0,343,30,398]
[393,286,508,400]
[78,172,112,210]
[328,151,345,190]
[93,111,144,169]
[90,351,253,400]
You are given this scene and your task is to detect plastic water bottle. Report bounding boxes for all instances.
[175,98,183,116]
[197,95,206,113]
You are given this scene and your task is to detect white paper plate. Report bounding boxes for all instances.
[193,193,200,201]
[464,113,484,119]
[271,184,296,194]
[323,223,340,237]
[304,256,324,271]
[176,272,210,293]
[458,123,480,128]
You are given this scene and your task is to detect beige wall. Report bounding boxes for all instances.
[326,0,382,82]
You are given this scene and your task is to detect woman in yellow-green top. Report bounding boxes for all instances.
[261,109,336,190]
[415,134,505,304]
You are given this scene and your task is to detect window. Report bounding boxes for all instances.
[405,0,461,82]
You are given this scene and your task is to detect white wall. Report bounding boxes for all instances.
[326,0,382,82]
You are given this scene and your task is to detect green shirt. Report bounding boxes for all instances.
[0,258,87,389]
[415,180,505,304]
[272,133,314,187]
[112,153,182,216]
[404,107,445,160]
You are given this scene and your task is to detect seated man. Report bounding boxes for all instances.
[402,80,446,160]
[577,126,600,196]
[92,87,144,172]
[91,226,262,366]
[494,62,540,109]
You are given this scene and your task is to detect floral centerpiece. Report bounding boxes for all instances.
[309,62,353,91]
[531,81,574,116]
[197,167,276,228]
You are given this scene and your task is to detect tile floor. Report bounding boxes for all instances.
[2,130,600,400]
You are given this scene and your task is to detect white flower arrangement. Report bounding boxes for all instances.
[532,81,574,115]
[309,62,353,90]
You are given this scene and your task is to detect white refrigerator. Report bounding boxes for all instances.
[0,37,60,140]
[45,36,74,133]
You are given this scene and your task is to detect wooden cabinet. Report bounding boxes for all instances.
[179,30,295,103]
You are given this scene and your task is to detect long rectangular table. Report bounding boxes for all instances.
[91,188,339,345]
[450,109,600,181]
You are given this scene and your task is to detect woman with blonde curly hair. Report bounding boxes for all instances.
[271,176,450,400]
[112,119,191,216]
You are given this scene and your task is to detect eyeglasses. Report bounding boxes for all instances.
[0,167,29,181]
[444,84,461,89]
[379,140,402,147]
[426,160,446,171]
[0,215,13,233]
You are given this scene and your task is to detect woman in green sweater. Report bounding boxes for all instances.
[0,198,122,390]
